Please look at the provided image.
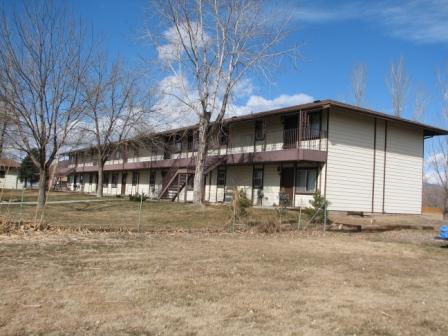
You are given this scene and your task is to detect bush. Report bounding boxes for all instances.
[229,188,252,224]
[257,217,281,234]
[129,192,148,202]
[304,190,329,223]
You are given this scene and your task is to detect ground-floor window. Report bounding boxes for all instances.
[217,166,226,187]
[111,173,118,188]
[149,171,156,187]
[252,167,263,189]
[132,171,139,186]
[103,173,109,187]
[295,168,317,193]
[89,173,94,184]
[0,169,5,178]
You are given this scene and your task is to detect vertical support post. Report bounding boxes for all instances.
[297,200,302,230]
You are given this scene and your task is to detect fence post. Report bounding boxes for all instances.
[323,202,327,234]
[138,193,143,232]
[297,200,302,230]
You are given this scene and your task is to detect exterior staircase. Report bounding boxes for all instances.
[157,154,227,202]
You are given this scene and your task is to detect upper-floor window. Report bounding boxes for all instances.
[187,133,195,151]
[174,135,182,153]
[219,126,229,146]
[255,119,265,141]
[295,168,317,194]
[308,112,321,139]
[132,171,139,186]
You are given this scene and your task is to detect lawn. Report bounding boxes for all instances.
[0,230,447,335]
[0,189,100,202]
[1,199,301,232]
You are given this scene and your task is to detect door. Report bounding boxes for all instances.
[121,173,127,196]
[280,167,294,206]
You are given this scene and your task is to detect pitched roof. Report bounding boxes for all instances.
[0,158,20,168]
[64,99,448,154]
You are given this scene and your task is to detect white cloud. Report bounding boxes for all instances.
[230,93,314,116]
[291,0,448,44]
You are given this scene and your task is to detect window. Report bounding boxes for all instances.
[149,171,156,186]
[174,135,182,153]
[132,172,139,186]
[187,133,194,151]
[219,126,229,146]
[80,175,84,185]
[308,112,321,139]
[252,168,263,189]
[217,167,226,187]
[255,119,265,141]
[103,173,109,187]
[0,169,5,178]
[187,175,194,190]
[89,173,94,184]
[295,168,317,193]
[111,173,118,188]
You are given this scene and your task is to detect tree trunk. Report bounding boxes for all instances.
[0,120,6,157]
[97,164,104,197]
[193,117,209,204]
[37,168,47,208]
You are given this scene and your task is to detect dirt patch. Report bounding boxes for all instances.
[0,230,447,335]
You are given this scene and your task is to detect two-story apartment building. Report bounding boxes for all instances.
[60,100,447,214]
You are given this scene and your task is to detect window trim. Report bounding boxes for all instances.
[295,167,318,194]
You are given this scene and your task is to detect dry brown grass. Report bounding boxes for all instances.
[2,200,301,232]
[0,229,447,335]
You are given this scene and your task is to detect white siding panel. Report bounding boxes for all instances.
[373,120,385,213]
[384,124,423,214]
[261,164,280,206]
[226,165,252,200]
[326,111,374,212]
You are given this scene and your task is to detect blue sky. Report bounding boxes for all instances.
[66,0,448,128]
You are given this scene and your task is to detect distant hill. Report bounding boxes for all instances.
[423,182,445,208]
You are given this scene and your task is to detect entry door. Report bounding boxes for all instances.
[280,167,294,205]
[121,173,127,196]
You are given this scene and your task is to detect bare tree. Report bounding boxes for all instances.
[351,63,367,106]
[79,55,153,196]
[0,1,90,208]
[430,64,448,213]
[147,0,297,204]
[387,56,410,117]
[412,86,429,121]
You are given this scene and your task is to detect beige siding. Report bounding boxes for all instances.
[384,124,423,214]
[326,111,374,212]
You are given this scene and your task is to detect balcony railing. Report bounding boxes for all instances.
[227,127,327,154]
